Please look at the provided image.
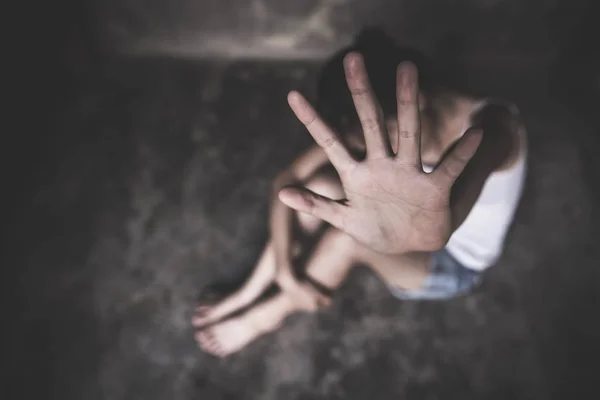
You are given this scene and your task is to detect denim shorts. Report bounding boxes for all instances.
[388,249,482,300]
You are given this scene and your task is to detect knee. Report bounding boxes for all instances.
[304,175,344,200]
[296,176,344,234]
[321,228,356,253]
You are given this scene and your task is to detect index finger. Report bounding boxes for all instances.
[287,91,356,173]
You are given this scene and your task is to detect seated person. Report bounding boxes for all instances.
[191,30,527,357]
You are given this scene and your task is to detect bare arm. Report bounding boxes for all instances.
[270,143,330,287]
[448,103,521,231]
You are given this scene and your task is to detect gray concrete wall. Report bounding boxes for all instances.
[93,0,589,60]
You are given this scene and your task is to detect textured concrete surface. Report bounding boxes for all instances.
[5,0,600,399]
[92,0,591,60]
[7,55,600,399]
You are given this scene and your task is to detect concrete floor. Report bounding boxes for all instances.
[5,0,600,399]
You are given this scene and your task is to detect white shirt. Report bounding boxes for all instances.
[425,101,528,271]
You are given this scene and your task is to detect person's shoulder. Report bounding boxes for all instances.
[495,120,527,171]
[471,98,524,170]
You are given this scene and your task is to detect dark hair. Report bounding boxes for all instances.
[315,28,432,133]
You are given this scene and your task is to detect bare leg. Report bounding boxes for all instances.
[198,228,432,357]
[192,242,277,328]
[197,228,357,356]
[197,284,312,357]
[192,170,344,329]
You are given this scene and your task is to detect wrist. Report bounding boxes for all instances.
[276,269,298,290]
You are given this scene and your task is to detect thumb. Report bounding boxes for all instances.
[278,185,347,230]
[430,127,483,188]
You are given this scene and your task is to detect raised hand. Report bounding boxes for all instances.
[281,53,483,255]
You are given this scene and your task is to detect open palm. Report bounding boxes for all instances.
[280,54,483,255]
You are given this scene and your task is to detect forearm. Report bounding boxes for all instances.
[269,144,331,284]
[269,171,299,285]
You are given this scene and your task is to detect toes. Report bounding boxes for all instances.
[203,330,219,354]
[195,305,211,316]
[191,316,206,327]
[197,330,215,354]
[192,306,212,327]
[197,329,227,357]
[192,314,209,327]
[195,330,212,353]
[207,331,228,358]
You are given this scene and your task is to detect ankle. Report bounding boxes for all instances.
[288,283,330,311]
[249,297,291,332]
[238,289,257,305]
[277,273,300,292]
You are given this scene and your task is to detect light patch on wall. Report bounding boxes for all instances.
[118,0,354,59]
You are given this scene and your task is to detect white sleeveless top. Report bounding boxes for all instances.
[424,101,528,271]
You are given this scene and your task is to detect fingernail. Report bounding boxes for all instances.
[287,91,301,106]
[344,52,362,74]
[399,62,415,85]
[399,67,408,85]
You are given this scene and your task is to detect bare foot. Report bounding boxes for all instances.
[192,273,329,330]
[193,241,281,329]
[192,290,252,329]
[196,284,329,357]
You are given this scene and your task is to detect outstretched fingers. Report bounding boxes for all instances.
[343,52,390,159]
[278,185,347,232]
[430,128,483,188]
[395,62,421,164]
[288,91,356,173]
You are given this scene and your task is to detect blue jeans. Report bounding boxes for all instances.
[388,249,482,300]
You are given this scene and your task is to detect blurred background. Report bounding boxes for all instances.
[5,0,600,399]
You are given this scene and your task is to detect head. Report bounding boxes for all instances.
[314,29,485,157]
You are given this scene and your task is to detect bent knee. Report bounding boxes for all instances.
[321,228,356,253]
[304,174,344,200]
[296,174,344,234]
